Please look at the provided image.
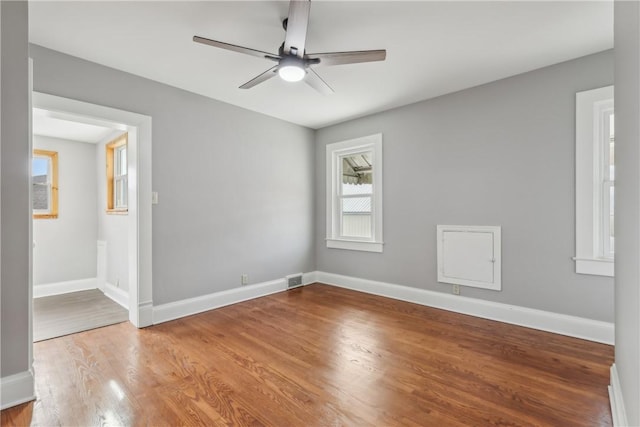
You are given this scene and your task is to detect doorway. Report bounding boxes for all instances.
[30,92,153,343]
[31,111,132,340]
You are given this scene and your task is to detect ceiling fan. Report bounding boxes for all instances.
[193,0,386,94]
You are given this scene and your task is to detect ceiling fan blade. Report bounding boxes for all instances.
[193,36,278,60]
[239,66,279,89]
[283,0,310,58]
[307,50,386,67]
[305,68,334,95]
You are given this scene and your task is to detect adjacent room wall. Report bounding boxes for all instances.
[32,135,97,286]
[30,44,316,306]
[1,0,32,395]
[613,1,640,423]
[315,50,614,323]
[96,133,128,292]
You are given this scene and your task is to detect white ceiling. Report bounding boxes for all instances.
[32,108,119,143]
[29,1,613,129]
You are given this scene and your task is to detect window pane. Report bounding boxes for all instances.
[33,157,48,177]
[116,146,127,177]
[609,113,615,138]
[342,152,372,195]
[610,185,615,253]
[609,145,615,181]
[32,157,50,211]
[609,113,615,181]
[342,182,372,196]
[115,178,127,209]
[609,185,615,215]
[120,147,127,176]
[341,197,372,238]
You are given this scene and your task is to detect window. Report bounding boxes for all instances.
[326,134,383,252]
[602,113,615,259]
[575,86,614,276]
[32,149,59,219]
[106,133,128,213]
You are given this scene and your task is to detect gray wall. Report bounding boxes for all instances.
[33,136,97,285]
[316,50,614,322]
[30,45,316,306]
[96,134,128,292]
[614,2,640,424]
[1,1,30,377]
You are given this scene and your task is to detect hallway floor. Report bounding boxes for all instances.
[33,289,128,342]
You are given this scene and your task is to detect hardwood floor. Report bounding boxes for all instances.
[2,284,613,426]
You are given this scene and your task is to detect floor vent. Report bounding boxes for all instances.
[286,274,303,289]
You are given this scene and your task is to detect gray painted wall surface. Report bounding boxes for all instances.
[614,2,640,424]
[316,50,614,322]
[33,136,98,285]
[30,45,315,306]
[1,1,30,377]
[96,135,128,292]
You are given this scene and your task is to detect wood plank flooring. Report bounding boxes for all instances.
[33,289,128,342]
[2,284,613,426]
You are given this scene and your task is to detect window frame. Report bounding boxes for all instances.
[575,85,614,276]
[326,134,383,253]
[106,133,128,214]
[32,149,59,219]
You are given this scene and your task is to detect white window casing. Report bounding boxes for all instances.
[326,134,383,253]
[575,85,614,277]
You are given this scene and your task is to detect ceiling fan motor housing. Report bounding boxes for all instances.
[278,56,307,82]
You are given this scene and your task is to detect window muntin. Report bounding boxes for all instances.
[326,134,383,253]
[32,149,59,219]
[106,133,128,213]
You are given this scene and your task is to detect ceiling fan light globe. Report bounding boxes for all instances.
[278,65,306,82]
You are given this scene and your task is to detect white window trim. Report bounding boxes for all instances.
[326,134,383,253]
[575,85,614,277]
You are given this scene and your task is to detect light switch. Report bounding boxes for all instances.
[151,192,159,205]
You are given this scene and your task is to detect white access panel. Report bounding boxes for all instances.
[437,225,501,291]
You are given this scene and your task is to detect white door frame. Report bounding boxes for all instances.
[32,92,153,327]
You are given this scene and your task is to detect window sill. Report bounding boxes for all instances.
[33,214,58,220]
[106,209,128,216]
[573,257,614,277]
[326,238,383,253]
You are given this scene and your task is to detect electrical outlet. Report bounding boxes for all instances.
[241,274,248,286]
[452,284,460,295]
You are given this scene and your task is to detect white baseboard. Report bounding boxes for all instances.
[0,370,35,410]
[316,271,614,345]
[152,278,288,325]
[104,282,129,309]
[609,364,629,427]
[302,271,317,286]
[137,300,154,328]
[33,278,98,298]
